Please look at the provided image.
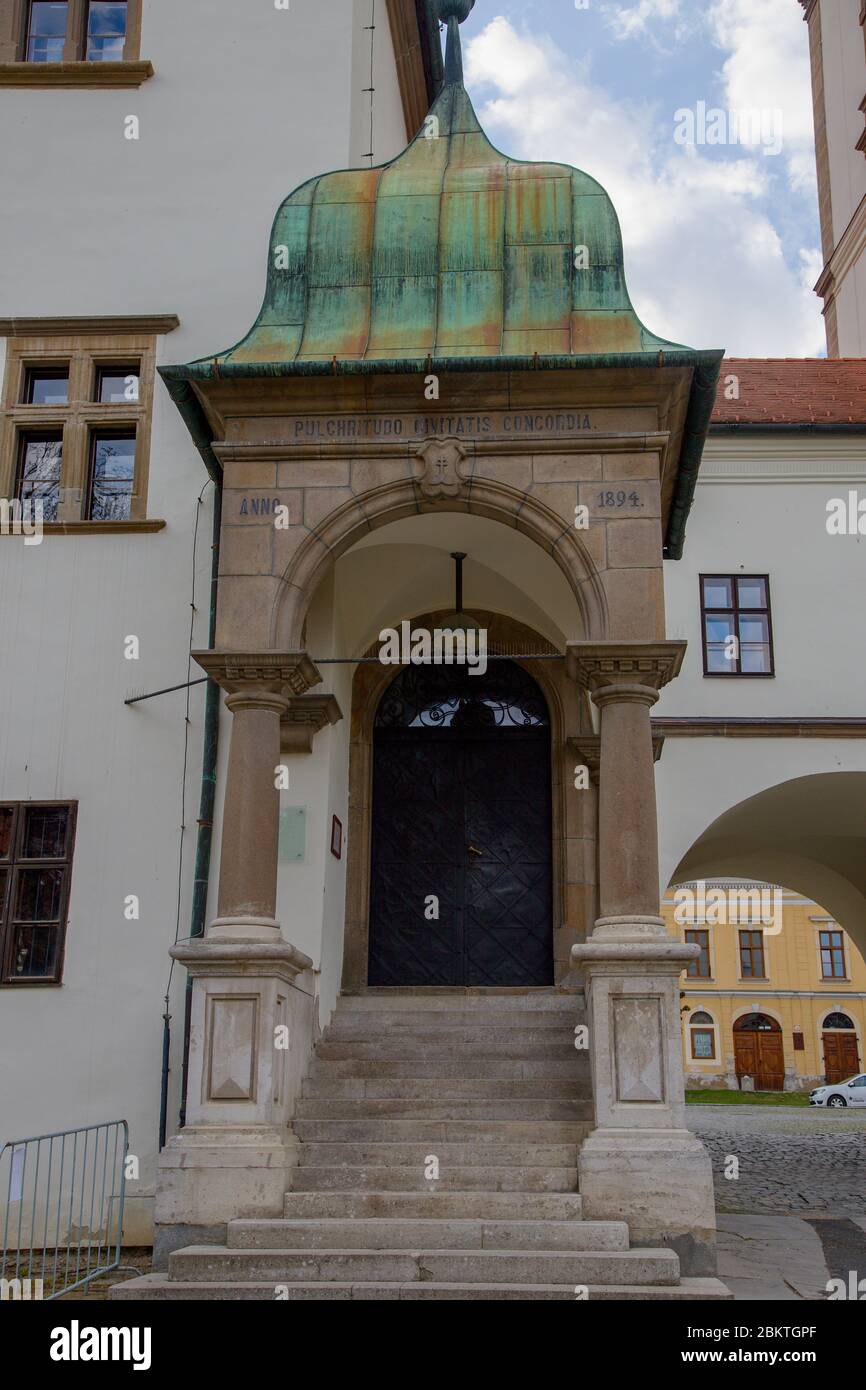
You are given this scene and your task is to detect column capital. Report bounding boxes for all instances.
[565,640,686,695]
[193,650,322,701]
[567,732,665,784]
[281,693,343,753]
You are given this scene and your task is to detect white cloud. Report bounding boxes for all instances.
[464,17,824,357]
[607,0,684,42]
[708,0,817,195]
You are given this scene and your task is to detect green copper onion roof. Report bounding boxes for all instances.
[161,1,723,559]
[183,8,687,369]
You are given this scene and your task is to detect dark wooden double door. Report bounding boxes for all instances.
[823,1031,860,1084]
[368,718,553,988]
[734,1019,785,1091]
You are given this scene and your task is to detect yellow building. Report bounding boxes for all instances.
[663,882,866,1092]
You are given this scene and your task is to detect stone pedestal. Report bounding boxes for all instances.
[154,651,320,1264]
[567,642,718,1276]
[154,939,315,1265]
[572,920,717,1273]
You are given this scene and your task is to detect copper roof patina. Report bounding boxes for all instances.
[161,0,724,557]
[189,12,685,367]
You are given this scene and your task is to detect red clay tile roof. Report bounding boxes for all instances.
[711,358,866,426]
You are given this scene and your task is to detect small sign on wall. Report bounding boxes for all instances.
[330,815,343,860]
[278,806,306,863]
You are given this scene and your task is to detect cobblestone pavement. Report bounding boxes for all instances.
[687,1105,866,1216]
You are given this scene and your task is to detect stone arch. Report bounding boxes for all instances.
[270,476,609,650]
[340,608,597,992]
[666,772,866,963]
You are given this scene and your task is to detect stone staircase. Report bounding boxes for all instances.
[113,991,731,1300]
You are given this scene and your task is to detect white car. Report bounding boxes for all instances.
[810,1074,866,1107]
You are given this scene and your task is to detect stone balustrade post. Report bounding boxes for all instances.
[153,651,322,1264]
[566,641,719,1276]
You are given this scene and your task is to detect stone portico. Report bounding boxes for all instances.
[143,0,725,1294]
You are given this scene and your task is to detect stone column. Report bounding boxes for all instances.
[154,651,321,1264]
[566,641,719,1277]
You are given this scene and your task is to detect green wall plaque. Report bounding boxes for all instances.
[278,806,306,863]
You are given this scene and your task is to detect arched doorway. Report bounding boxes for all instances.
[367,660,554,987]
[733,1013,784,1091]
[822,1013,860,1084]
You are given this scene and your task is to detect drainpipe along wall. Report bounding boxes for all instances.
[157,455,223,1146]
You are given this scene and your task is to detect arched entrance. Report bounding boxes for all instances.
[367,660,554,987]
[822,1012,860,1084]
[733,1013,784,1091]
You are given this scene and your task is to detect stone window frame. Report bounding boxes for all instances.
[0,0,151,86]
[687,1010,718,1062]
[0,317,177,533]
[0,800,77,987]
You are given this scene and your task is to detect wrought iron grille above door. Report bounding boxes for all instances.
[368,662,553,987]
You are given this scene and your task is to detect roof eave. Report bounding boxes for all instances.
[159,346,724,559]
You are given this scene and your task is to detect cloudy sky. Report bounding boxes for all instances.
[456,0,825,357]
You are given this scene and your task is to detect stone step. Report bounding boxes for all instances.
[308,1058,587,1079]
[226,1217,629,1251]
[167,1246,681,1286]
[295,1096,590,1120]
[293,1119,587,1143]
[288,1165,578,1192]
[297,1141,578,1167]
[342,990,582,1011]
[110,1275,732,1302]
[316,1033,583,1059]
[301,1076,584,1100]
[282,1190,585,1220]
[326,1012,582,1032]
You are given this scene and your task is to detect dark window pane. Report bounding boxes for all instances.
[0,866,8,912]
[702,578,733,608]
[18,436,62,522]
[9,924,59,978]
[737,577,768,609]
[15,867,64,922]
[86,1,127,59]
[0,808,13,858]
[88,433,135,521]
[26,2,68,61]
[97,368,139,403]
[21,805,68,859]
[25,369,69,405]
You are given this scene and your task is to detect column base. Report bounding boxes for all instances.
[153,1124,299,1268]
[208,915,283,942]
[578,1127,717,1276]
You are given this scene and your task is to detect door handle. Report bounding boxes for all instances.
[468,844,484,856]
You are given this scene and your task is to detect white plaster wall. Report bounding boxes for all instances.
[350,0,409,165]
[657,738,866,900]
[819,0,866,244]
[816,0,866,354]
[834,248,866,358]
[657,434,866,927]
[0,0,411,1240]
[660,441,866,718]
